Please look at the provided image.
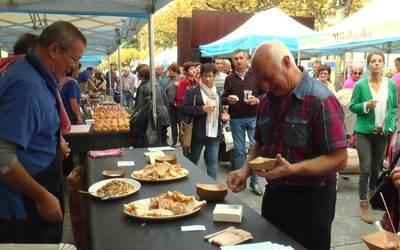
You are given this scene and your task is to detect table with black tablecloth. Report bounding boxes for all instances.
[85,148,305,250]
[64,127,132,154]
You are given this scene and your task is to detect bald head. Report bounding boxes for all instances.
[251,41,301,97]
[252,42,296,69]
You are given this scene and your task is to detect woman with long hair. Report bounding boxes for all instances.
[350,51,398,223]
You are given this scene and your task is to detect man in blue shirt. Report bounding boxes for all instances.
[0,21,86,243]
[61,67,82,124]
[78,67,97,93]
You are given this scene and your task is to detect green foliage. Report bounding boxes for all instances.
[98,47,149,71]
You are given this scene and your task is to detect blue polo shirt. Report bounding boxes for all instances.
[60,79,81,121]
[77,70,89,83]
[0,52,60,219]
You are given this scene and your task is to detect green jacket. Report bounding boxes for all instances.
[349,77,398,134]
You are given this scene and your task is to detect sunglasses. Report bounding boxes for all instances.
[353,72,362,75]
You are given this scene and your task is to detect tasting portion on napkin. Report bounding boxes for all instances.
[88,148,124,158]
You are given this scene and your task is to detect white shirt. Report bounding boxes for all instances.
[200,89,219,138]
[368,77,388,128]
[214,72,227,93]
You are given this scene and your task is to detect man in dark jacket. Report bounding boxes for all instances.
[222,49,264,195]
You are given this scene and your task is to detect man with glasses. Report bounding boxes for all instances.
[342,65,363,89]
[0,21,86,243]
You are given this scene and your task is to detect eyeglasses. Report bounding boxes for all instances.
[319,72,329,76]
[58,43,80,65]
[353,72,362,75]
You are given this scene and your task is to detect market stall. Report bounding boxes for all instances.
[83,148,305,250]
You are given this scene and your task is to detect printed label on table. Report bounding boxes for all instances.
[117,161,135,167]
[181,225,206,232]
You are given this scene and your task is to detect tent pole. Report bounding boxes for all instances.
[148,12,156,124]
[297,50,301,65]
[108,51,112,97]
[118,44,122,104]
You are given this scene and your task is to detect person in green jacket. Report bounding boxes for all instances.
[349,51,398,224]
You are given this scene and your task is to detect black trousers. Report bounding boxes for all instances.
[168,103,179,144]
[262,180,336,250]
[0,147,64,243]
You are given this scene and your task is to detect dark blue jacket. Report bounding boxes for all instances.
[182,86,223,141]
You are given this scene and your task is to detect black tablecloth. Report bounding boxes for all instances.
[64,130,132,154]
[85,148,304,250]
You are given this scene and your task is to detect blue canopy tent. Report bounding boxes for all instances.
[199,8,316,57]
[0,0,173,120]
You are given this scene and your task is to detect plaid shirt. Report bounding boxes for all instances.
[255,72,347,185]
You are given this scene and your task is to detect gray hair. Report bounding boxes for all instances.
[351,64,363,73]
[38,21,86,50]
[232,49,250,60]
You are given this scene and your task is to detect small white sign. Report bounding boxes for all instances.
[147,146,175,152]
[117,161,135,167]
[181,225,206,232]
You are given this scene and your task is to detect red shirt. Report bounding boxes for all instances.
[175,76,198,109]
[255,73,347,186]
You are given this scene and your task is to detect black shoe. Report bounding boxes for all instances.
[249,182,263,196]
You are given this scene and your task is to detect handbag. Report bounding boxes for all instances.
[369,168,395,210]
[179,93,196,148]
[145,115,161,147]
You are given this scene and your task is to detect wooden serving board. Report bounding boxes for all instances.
[205,227,253,246]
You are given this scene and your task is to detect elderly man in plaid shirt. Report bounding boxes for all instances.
[227,41,348,250]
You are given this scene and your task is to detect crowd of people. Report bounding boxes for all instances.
[3,20,400,250]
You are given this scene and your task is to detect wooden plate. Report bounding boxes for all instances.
[102,169,126,178]
[248,157,277,171]
[123,198,206,220]
[196,183,228,201]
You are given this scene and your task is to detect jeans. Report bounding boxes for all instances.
[122,91,133,108]
[168,103,179,144]
[230,117,258,184]
[190,137,220,180]
[356,133,388,201]
[262,180,336,250]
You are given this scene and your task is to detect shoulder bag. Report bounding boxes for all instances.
[179,93,196,148]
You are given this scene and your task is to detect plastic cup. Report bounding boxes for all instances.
[244,90,252,101]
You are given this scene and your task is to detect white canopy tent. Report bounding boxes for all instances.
[299,0,400,55]
[200,8,316,57]
[0,0,173,122]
